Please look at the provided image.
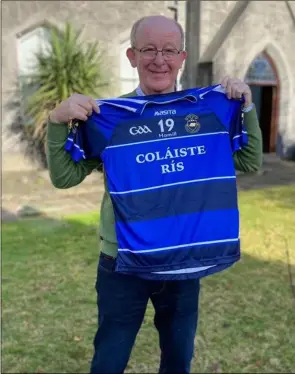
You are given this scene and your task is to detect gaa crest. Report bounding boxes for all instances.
[185,114,200,133]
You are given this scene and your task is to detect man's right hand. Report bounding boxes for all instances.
[49,93,100,124]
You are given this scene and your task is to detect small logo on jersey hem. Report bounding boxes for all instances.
[185,114,200,133]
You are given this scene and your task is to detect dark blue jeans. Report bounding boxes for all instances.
[90,253,200,374]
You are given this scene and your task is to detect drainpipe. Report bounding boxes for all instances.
[182,0,201,89]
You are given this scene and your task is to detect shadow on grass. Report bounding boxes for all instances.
[2,215,295,373]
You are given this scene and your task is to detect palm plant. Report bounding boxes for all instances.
[22,21,109,148]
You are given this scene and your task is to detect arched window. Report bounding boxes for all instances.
[119,39,139,95]
[245,52,278,85]
[18,26,51,82]
[17,26,51,121]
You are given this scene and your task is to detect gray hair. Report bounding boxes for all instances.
[130,16,185,50]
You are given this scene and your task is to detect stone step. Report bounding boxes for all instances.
[2,186,105,202]
[2,169,105,196]
[4,193,103,209]
[37,203,100,217]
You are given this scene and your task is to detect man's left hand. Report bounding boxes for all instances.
[220,76,252,108]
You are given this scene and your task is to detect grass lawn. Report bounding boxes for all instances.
[2,185,295,373]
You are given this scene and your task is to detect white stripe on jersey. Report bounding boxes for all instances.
[109,175,236,195]
[118,237,239,253]
[152,264,216,274]
[105,131,229,150]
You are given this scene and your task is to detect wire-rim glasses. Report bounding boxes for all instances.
[133,47,182,60]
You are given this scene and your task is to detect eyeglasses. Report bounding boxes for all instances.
[133,47,181,60]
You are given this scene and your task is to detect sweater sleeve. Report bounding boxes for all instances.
[46,121,100,189]
[233,107,263,172]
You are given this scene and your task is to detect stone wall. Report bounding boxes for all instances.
[200,0,238,57]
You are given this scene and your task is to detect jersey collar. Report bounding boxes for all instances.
[136,86,145,96]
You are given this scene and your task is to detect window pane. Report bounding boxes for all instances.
[246,53,277,84]
[119,39,139,80]
[17,26,51,125]
[119,39,139,95]
[120,79,139,95]
[18,27,50,75]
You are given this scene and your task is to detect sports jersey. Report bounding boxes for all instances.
[65,85,248,280]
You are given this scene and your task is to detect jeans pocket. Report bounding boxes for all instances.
[99,252,116,273]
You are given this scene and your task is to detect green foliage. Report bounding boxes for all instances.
[22,22,109,150]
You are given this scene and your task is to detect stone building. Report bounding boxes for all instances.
[2,1,295,170]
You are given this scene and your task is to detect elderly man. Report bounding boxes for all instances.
[47,15,262,374]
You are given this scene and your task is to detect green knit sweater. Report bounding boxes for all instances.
[46,89,263,257]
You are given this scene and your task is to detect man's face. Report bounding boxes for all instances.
[127,19,187,95]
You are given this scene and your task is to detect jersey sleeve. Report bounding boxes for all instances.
[64,125,86,162]
[64,114,109,163]
[64,98,146,162]
[201,88,248,153]
[228,101,248,152]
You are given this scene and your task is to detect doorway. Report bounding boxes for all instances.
[245,52,279,153]
[249,85,277,152]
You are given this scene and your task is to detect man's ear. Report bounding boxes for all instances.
[126,48,137,68]
[180,50,188,68]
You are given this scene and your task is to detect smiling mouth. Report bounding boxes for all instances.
[150,71,168,75]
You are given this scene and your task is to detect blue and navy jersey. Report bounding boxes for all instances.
[65,85,248,280]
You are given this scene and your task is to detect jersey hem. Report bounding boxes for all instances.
[123,259,240,280]
[115,254,240,274]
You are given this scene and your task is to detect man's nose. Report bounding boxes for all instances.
[153,51,166,65]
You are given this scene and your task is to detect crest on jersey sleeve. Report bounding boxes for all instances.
[185,114,200,133]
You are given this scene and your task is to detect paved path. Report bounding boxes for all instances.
[2,154,294,222]
[237,153,295,190]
